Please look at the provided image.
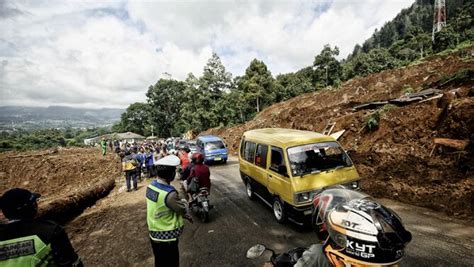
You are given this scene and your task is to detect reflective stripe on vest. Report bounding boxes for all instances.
[146,181,184,242]
[0,235,55,267]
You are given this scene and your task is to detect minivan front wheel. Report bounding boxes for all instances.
[246,181,256,200]
[272,197,286,224]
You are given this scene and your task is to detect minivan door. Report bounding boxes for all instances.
[267,146,292,204]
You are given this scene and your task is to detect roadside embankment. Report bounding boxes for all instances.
[0,147,120,222]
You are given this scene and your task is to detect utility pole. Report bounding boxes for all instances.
[432,0,447,42]
[151,125,154,137]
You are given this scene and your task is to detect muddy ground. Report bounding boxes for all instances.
[0,147,120,221]
[204,46,474,218]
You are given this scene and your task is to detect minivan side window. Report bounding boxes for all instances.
[243,141,256,163]
[255,144,268,169]
[270,147,287,176]
[240,138,245,158]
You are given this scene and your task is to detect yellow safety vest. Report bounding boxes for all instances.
[146,180,184,242]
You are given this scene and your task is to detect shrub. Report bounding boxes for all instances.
[365,104,397,131]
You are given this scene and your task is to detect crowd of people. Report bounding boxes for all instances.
[114,139,196,193]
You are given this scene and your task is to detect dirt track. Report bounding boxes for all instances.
[66,158,474,267]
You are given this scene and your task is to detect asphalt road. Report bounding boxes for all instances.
[179,157,474,267]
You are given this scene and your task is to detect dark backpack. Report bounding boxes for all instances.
[188,167,200,192]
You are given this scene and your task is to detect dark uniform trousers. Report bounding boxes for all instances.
[150,240,179,267]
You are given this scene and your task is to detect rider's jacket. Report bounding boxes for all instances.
[146,180,184,242]
[186,163,211,189]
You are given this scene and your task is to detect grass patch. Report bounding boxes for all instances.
[403,85,415,94]
[365,104,397,131]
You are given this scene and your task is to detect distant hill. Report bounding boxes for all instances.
[0,106,124,130]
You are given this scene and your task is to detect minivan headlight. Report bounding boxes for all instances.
[344,180,359,190]
[295,191,316,204]
[297,192,310,203]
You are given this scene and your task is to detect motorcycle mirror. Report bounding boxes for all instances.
[246,244,266,259]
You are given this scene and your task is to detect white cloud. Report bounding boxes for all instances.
[0,0,414,108]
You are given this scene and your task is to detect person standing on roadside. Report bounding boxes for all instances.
[136,147,146,182]
[145,146,155,178]
[100,138,107,156]
[177,147,190,174]
[0,188,83,267]
[146,155,192,267]
[114,140,120,153]
[122,149,138,192]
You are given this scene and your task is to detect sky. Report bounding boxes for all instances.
[0,0,415,108]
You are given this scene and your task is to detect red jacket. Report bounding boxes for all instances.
[187,163,211,189]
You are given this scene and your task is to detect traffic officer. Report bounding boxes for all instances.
[146,155,191,267]
[0,188,82,267]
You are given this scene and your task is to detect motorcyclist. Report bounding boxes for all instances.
[184,153,210,196]
[265,187,412,267]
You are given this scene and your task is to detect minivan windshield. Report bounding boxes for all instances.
[287,141,352,177]
[205,141,225,151]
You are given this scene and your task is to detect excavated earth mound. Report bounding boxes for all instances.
[0,147,121,222]
[204,46,474,218]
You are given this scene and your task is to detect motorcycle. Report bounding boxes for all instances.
[189,187,211,223]
[246,244,306,267]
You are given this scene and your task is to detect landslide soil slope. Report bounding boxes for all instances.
[204,46,474,218]
[0,147,121,221]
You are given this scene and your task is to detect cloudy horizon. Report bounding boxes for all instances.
[0,0,415,109]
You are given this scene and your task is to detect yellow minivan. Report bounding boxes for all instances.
[239,128,360,225]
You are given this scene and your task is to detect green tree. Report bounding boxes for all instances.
[239,59,275,113]
[200,53,232,97]
[433,25,460,52]
[180,73,202,132]
[313,45,342,88]
[274,67,313,102]
[199,53,233,127]
[114,102,150,136]
[452,1,474,41]
[344,48,399,79]
[146,79,186,137]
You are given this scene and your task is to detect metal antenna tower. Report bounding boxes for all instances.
[432,0,447,41]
